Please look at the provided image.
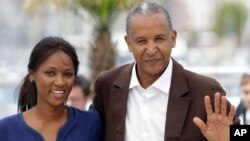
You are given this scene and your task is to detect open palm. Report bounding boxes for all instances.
[193,93,235,141]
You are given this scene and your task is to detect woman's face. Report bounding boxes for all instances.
[29,50,75,108]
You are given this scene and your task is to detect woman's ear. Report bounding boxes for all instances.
[28,70,35,83]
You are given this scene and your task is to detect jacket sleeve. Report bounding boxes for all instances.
[92,73,105,120]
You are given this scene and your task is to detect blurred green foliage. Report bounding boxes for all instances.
[214,2,247,37]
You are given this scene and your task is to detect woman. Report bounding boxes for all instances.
[0,37,103,141]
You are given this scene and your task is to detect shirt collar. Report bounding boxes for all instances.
[129,62,141,89]
[152,58,173,94]
[129,58,173,94]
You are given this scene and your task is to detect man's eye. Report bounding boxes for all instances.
[137,40,145,44]
[156,38,165,41]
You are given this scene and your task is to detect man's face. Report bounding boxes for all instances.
[242,82,250,109]
[125,13,176,79]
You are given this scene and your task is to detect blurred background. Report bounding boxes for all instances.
[0,0,250,119]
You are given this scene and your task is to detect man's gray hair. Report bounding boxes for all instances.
[126,1,173,35]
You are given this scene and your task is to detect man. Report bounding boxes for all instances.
[93,2,236,141]
[236,73,250,124]
[67,75,91,110]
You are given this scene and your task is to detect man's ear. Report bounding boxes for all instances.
[171,30,177,48]
[124,35,132,52]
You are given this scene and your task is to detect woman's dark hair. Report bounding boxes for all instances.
[18,37,79,112]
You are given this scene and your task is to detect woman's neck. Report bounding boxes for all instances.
[22,105,68,141]
[23,104,68,125]
[34,105,67,122]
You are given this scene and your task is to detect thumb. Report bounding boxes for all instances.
[193,117,207,133]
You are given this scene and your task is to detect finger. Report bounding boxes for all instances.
[221,96,227,116]
[214,92,221,114]
[193,117,207,133]
[204,95,212,115]
[228,105,236,122]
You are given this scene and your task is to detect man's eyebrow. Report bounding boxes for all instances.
[156,34,168,37]
[134,36,145,40]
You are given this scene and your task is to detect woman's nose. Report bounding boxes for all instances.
[54,75,66,86]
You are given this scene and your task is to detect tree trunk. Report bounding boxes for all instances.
[89,31,116,91]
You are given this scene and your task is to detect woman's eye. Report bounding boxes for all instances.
[45,71,55,76]
[65,72,74,77]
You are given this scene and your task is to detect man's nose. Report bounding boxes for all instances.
[146,41,157,55]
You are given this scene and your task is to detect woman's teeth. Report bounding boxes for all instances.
[51,90,64,94]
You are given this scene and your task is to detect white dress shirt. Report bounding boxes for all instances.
[125,59,173,141]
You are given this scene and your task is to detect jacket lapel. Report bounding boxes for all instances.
[165,59,191,140]
[111,63,133,141]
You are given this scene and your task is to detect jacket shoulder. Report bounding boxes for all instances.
[184,69,226,95]
[185,69,220,86]
[172,59,222,90]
